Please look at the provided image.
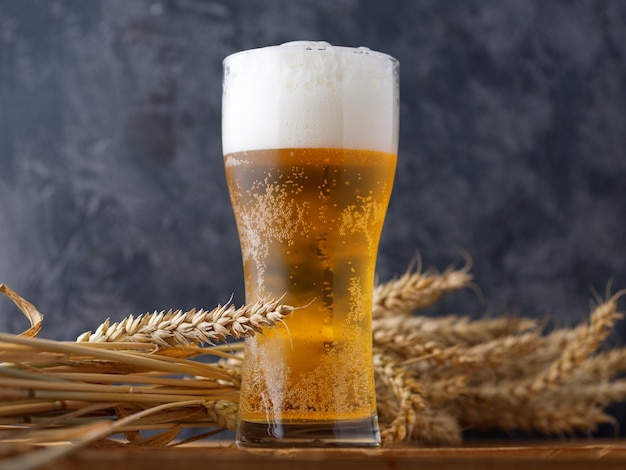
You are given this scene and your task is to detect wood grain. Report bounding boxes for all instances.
[32,440,626,470]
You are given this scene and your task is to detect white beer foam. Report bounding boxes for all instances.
[222,41,399,157]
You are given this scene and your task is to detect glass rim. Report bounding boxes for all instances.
[223,41,399,67]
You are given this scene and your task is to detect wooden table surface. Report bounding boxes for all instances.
[21,439,626,470]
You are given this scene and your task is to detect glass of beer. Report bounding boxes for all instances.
[222,41,399,447]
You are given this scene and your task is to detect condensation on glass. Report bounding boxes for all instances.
[222,41,399,447]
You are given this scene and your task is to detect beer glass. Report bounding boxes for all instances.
[222,41,399,447]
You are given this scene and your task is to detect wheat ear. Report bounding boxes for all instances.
[372,261,474,319]
[76,298,294,347]
[374,351,426,446]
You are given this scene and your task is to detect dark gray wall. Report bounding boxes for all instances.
[1,0,625,348]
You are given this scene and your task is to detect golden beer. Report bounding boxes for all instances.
[222,42,399,447]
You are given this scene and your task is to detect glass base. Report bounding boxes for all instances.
[236,416,381,448]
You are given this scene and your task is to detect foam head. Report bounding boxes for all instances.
[222,41,399,156]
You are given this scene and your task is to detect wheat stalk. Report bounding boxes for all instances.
[374,351,425,446]
[457,398,616,436]
[475,292,623,404]
[571,348,626,383]
[372,260,474,318]
[76,298,294,347]
[410,407,463,446]
[373,314,537,351]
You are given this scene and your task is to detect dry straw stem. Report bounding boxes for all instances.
[1,399,237,470]
[0,333,235,381]
[0,338,241,435]
[0,284,43,338]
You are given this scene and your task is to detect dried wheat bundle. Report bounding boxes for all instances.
[372,273,626,446]
[1,260,626,468]
[0,284,284,469]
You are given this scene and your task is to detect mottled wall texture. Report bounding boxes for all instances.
[1,0,625,351]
